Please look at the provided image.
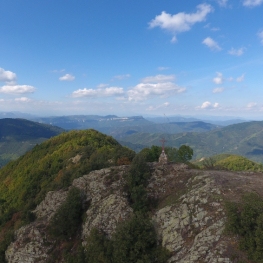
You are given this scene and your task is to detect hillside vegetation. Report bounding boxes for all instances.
[0,118,64,167]
[0,129,135,261]
[121,121,263,163]
[197,154,263,172]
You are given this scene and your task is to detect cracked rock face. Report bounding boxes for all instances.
[5,166,131,263]
[153,173,230,263]
[5,222,52,263]
[5,164,242,263]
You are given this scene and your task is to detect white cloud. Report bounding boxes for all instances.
[52,69,65,73]
[141,74,175,83]
[243,0,263,7]
[59,74,75,81]
[97,83,109,88]
[236,74,245,82]
[228,47,245,56]
[112,74,131,80]
[149,4,213,41]
[213,72,224,84]
[258,30,263,44]
[171,36,177,43]
[247,102,257,109]
[0,68,17,83]
[158,67,170,71]
[200,101,219,109]
[217,0,228,6]
[15,97,31,102]
[211,27,220,31]
[72,87,124,98]
[128,82,185,101]
[202,37,222,51]
[213,87,224,93]
[0,85,36,94]
[146,102,171,111]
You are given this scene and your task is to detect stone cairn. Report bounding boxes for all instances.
[159,138,168,164]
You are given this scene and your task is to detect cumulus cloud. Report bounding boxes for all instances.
[59,74,75,81]
[202,37,222,51]
[236,74,245,82]
[243,0,263,7]
[247,102,257,109]
[149,4,213,41]
[15,97,31,102]
[213,72,224,84]
[127,82,185,101]
[72,87,124,98]
[258,30,263,44]
[217,0,228,6]
[200,101,219,109]
[0,68,17,83]
[112,74,131,80]
[141,74,175,83]
[228,47,245,56]
[0,85,36,94]
[213,87,224,93]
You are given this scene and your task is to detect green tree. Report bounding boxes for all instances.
[139,146,162,162]
[176,145,193,163]
[124,154,151,212]
[48,187,84,240]
[225,192,263,262]
[112,213,170,263]
[85,228,112,263]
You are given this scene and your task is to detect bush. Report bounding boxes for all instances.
[112,213,170,263]
[124,154,151,212]
[84,214,170,263]
[225,192,263,262]
[85,228,112,263]
[48,187,84,240]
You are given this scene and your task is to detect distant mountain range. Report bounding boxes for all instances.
[32,115,220,137]
[0,118,64,166]
[121,121,263,163]
[1,114,263,165]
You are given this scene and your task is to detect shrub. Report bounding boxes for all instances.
[225,192,263,262]
[112,213,170,263]
[48,187,84,240]
[124,154,151,212]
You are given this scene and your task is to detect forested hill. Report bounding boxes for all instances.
[0,129,135,261]
[0,118,64,167]
[121,120,263,163]
[0,118,63,140]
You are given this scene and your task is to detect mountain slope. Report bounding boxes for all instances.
[4,162,263,263]
[0,129,135,261]
[0,118,64,167]
[121,121,263,163]
[0,129,134,218]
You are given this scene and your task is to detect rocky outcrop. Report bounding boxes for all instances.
[153,173,229,263]
[7,163,259,263]
[5,166,131,263]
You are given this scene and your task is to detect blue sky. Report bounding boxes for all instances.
[0,0,262,118]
